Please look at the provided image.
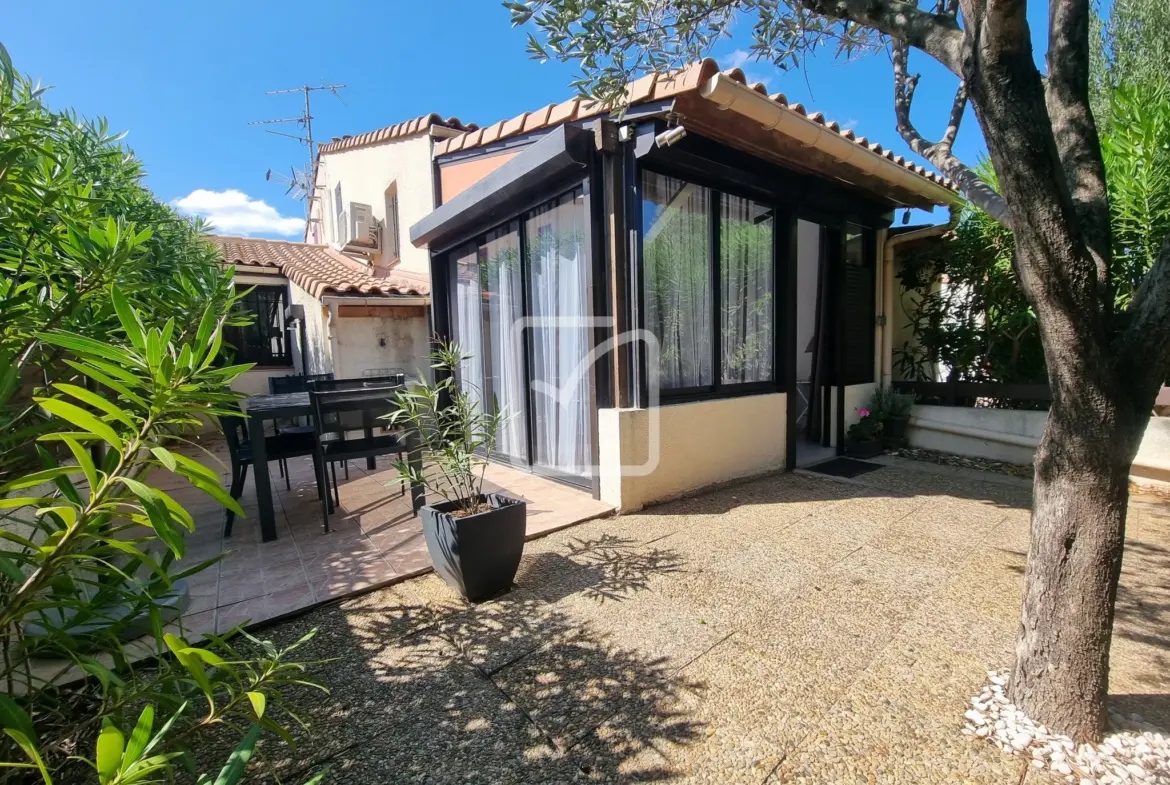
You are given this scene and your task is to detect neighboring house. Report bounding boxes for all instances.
[209,112,476,395]
[408,58,961,511]
[210,235,430,395]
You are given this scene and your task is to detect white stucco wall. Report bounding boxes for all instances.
[289,280,333,376]
[311,133,436,276]
[329,309,432,381]
[598,393,787,511]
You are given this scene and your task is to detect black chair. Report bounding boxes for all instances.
[308,383,407,531]
[267,373,334,487]
[218,413,324,537]
[307,375,406,481]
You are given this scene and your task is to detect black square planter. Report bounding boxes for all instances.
[420,493,527,602]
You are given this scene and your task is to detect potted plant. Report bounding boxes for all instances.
[387,342,526,602]
[868,386,916,448]
[846,407,885,458]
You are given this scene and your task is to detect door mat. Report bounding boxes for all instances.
[805,457,881,479]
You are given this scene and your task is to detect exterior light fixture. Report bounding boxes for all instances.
[654,124,688,148]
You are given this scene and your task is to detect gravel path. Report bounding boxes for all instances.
[225,459,1170,784]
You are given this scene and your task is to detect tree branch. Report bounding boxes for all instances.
[799,0,965,74]
[1045,0,1112,304]
[1117,234,1170,409]
[891,39,1011,226]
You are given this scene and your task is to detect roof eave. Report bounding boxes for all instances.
[694,72,960,208]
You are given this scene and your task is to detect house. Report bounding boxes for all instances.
[408,59,961,511]
[208,113,476,394]
[210,234,430,394]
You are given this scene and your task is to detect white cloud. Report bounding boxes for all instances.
[171,189,304,237]
[717,48,774,89]
[719,49,752,71]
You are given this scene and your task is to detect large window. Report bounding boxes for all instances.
[641,170,774,394]
[226,285,291,367]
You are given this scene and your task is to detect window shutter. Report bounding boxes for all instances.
[837,229,875,385]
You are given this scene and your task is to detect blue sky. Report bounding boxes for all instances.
[4,1,1051,238]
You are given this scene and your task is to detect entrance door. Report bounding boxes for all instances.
[794,220,839,465]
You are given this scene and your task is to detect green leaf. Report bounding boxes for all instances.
[0,695,37,746]
[0,466,83,493]
[53,383,136,427]
[211,725,261,785]
[246,691,266,719]
[150,446,178,472]
[119,478,184,557]
[96,720,125,784]
[121,705,154,773]
[60,435,98,491]
[3,729,52,785]
[300,766,331,785]
[39,330,135,366]
[183,474,245,519]
[111,286,147,350]
[36,398,125,450]
[163,634,213,700]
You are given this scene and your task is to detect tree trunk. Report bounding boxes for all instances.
[957,0,1150,742]
[1009,387,1143,742]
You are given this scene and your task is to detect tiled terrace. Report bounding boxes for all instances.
[165,438,613,635]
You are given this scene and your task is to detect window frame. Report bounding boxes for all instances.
[637,165,781,403]
[225,284,293,368]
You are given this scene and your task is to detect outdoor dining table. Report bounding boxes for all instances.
[240,391,425,542]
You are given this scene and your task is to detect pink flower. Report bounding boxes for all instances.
[857,408,871,418]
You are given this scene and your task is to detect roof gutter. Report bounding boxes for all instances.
[697,73,962,208]
[320,295,430,308]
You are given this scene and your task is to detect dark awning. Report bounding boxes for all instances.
[409,124,592,252]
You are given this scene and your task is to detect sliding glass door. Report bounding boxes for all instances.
[452,224,528,464]
[525,190,593,479]
[449,188,594,485]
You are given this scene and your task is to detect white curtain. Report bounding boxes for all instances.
[454,246,485,408]
[642,171,712,389]
[720,194,774,383]
[481,228,527,460]
[525,191,592,478]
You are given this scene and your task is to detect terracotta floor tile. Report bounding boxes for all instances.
[218,563,310,606]
[310,559,399,601]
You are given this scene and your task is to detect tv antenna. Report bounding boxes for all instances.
[250,83,346,217]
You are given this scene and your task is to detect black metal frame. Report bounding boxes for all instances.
[633,164,784,406]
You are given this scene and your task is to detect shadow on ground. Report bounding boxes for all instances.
[221,534,701,784]
[186,456,1169,784]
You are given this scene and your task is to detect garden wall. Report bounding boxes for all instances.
[907,404,1170,481]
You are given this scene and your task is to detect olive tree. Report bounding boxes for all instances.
[505,0,1170,742]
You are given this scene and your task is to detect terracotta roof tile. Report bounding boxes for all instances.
[431,58,955,194]
[547,97,581,125]
[318,112,476,155]
[523,104,554,132]
[210,235,430,298]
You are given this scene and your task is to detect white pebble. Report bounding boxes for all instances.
[960,669,1170,785]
